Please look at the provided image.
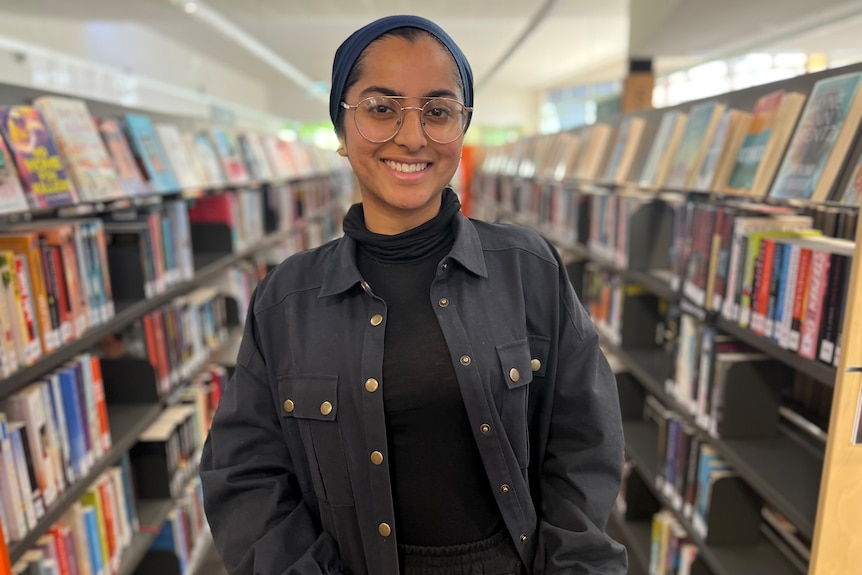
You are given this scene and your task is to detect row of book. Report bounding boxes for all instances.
[582,268,659,348]
[642,396,813,570]
[5,458,138,575]
[480,69,862,205]
[0,353,111,543]
[112,288,228,400]
[0,335,228,574]
[0,180,305,382]
[0,220,115,375]
[492,181,857,370]
[649,509,700,575]
[186,189,266,255]
[644,395,736,541]
[668,313,831,440]
[148,478,208,575]
[0,94,342,215]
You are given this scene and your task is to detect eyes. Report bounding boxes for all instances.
[360,97,461,123]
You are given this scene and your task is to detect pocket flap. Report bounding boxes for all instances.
[278,374,339,421]
[496,339,533,389]
[528,335,551,377]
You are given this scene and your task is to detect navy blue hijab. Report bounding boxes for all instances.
[329,15,474,131]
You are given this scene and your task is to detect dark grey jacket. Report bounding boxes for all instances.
[200,212,627,575]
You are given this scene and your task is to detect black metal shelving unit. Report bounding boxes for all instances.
[1,227,297,397]
[621,420,804,575]
[606,340,822,543]
[8,403,163,563]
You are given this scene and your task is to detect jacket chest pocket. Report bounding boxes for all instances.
[496,336,550,469]
[279,374,354,507]
[496,340,533,469]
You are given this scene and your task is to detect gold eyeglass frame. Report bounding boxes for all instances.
[340,96,473,144]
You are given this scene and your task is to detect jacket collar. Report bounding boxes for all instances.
[318,212,487,298]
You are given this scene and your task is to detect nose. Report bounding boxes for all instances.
[393,107,427,150]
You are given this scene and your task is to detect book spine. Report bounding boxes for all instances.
[47,374,73,486]
[764,241,785,338]
[778,245,802,348]
[747,238,767,332]
[78,355,104,461]
[9,423,43,522]
[88,357,111,453]
[49,246,73,344]
[92,222,114,319]
[0,420,28,540]
[58,239,87,338]
[58,369,87,479]
[38,382,66,494]
[81,505,105,575]
[37,238,63,346]
[721,226,745,320]
[799,249,831,360]
[788,247,813,352]
[818,253,846,364]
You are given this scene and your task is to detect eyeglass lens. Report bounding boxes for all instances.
[354,97,467,144]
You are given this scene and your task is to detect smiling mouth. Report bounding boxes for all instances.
[383,160,429,173]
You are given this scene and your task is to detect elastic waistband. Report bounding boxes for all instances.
[399,528,512,566]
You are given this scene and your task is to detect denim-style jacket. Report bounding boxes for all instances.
[200,212,627,575]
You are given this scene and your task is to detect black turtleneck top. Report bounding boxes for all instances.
[344,190,503,546]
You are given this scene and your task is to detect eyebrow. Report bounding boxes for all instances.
[358,86,460,99]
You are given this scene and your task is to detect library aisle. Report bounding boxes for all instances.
[472,60,862,575]
[1,2,862,574]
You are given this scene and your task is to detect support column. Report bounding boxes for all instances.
[621,58,654,113]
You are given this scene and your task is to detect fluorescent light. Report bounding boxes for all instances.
[172,0,327,103]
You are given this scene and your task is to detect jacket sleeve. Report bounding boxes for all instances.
[533,249,628,575]
[200,290,343,575]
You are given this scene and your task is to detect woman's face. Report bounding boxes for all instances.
[340,34,465,234]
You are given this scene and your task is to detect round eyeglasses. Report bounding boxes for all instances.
[341,96,472,144]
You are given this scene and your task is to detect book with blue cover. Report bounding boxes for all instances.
[123,114,179,194]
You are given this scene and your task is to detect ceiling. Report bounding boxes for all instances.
[0,0,859,129]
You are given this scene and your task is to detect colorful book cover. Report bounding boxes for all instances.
[770,73,862,201]
[190,134,226,186]
[96,118,149,197]
[0,136,28,216]
[0,415,28,540]
[122,114,179,194]
[639,111,684,187]
[238,132,273,181]
[601,117,632,182]
[210,128,249,185]
[666,101,724,189]
[0,106,77,209]
[726,91,784,193]
[45,374,73,486]
[33,97,124,203]
[155,124,202,189]
[80,504,105,575]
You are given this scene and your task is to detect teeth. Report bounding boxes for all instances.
[384,160,428,173]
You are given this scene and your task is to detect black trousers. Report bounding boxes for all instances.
[399,529,524,575]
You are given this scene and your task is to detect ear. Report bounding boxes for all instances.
[337,138,348,157]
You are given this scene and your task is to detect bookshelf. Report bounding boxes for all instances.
[7,403,161,562]
[0,80,351,574]
[474,62,862,574]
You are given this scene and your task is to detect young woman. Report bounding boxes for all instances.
[200,15,627,575]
